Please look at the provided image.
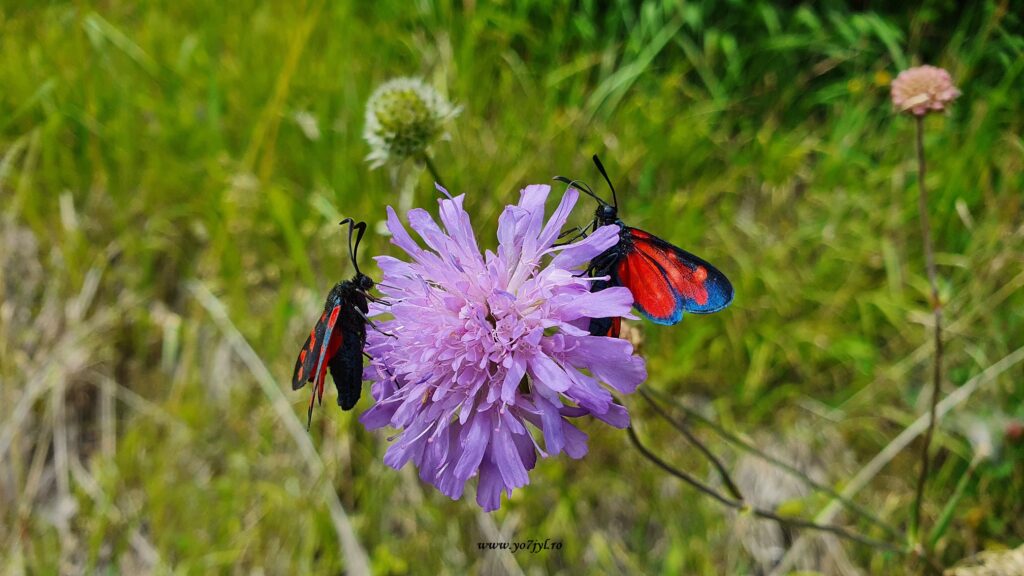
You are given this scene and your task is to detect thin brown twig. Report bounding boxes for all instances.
[626,426,944,574]
[644,386,899,539]
[626,426,742,508]
[911,114,944,544]
[625,426,905,555]
[637,387,744,501]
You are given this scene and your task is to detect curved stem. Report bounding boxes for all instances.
[911,114,944,545]
[637,388,744,501]
[644,387,899,539]
[625,426,908,555]
[627,426,944,574]
[626,425,744,508]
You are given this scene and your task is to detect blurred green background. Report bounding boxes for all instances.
[2,0,1023,574]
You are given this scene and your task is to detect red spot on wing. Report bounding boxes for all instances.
[617,249,678,321]
[292,332,316,389]
[634,237,709,306]
[619,226,734,316]
[293,305,337,391]
[305,327,318,378]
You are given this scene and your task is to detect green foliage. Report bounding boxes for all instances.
[1,0,1022,573]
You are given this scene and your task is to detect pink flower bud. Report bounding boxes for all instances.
[890,65,960,116]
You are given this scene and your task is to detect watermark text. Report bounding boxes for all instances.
[477,538,563,554]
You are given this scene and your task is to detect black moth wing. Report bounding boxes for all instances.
[292,332,316,390]
[292,293,342,391]
[330,288,370,410]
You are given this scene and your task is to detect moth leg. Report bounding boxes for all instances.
[579,248,618,279]
[374,282,401,291]
[358,290,391,306]
[575,261,602,279]
[557,225,586,239]
[553,221,595,247]
[351,305,398,338]
[577,263,594,278]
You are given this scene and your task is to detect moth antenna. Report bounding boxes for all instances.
[553,175,609,207]
[339,218,363,276]
[353,221,367,271]
[592,154,618,209]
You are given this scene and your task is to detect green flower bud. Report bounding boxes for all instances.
[363,77,460,168]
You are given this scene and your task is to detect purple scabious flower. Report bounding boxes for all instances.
[361,184,647,511]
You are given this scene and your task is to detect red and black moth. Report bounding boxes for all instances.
[555,155,734,337]
[292,218,386,427]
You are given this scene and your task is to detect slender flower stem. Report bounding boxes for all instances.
[627,426,944,574]
[911,114,944,545]
[421,153,446,189]
[644,386,899,539]
[637,388,744,501]
[626,426,907,555]
[627,426,738,507]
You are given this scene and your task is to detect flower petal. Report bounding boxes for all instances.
[438,194,481,260]
[407,208,450,256]
[452,411,490,481]
[516,185,550,245]
[548,224,620,269]
[493,420,529,490]
[563,336,647,393]
[527,353,572,394]
[561,419,589,459]
[591,402,630,429]
[500,353,528,403]
[386,206,423,258]
[476,458,504,512]
[535,186,579,252]
[552,285,635,321]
